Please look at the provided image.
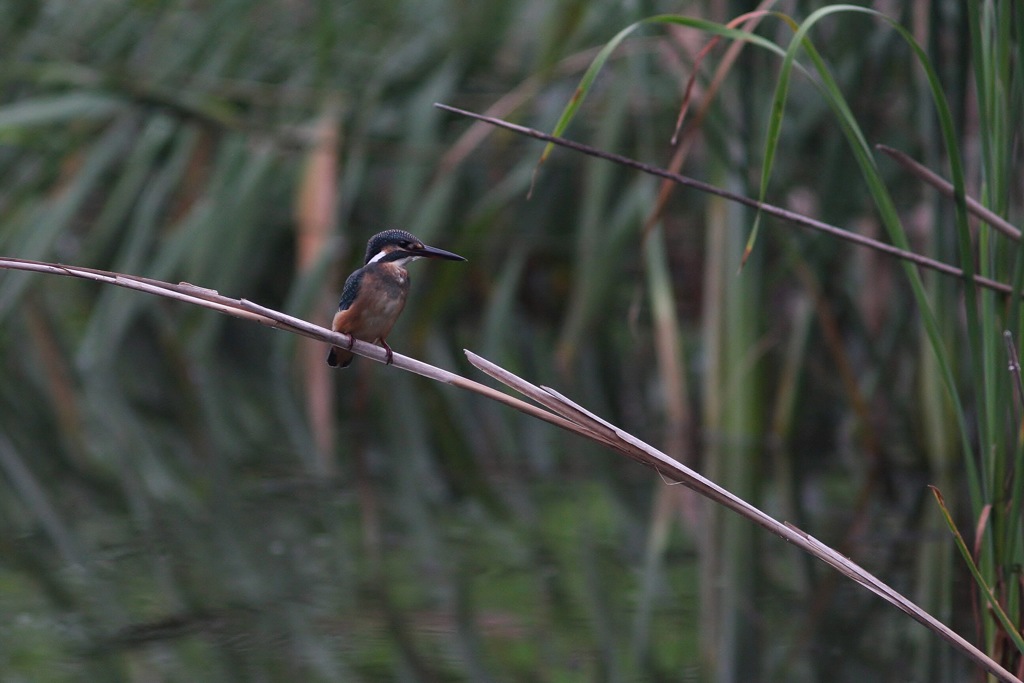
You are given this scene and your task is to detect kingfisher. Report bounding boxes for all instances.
[326,229,466,368]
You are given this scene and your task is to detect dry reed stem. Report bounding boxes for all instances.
[876,145,1021,241]
[433,104,1020,298]
[0,255,1018,682]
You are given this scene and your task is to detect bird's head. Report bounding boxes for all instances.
[363,229,466,266]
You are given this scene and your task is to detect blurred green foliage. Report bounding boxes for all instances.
[0,0,1020,681]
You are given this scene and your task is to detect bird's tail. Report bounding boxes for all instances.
[326,346,354,368]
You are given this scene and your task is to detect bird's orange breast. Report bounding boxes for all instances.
[332,262,410,343]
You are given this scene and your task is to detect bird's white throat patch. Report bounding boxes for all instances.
[368,251,420,267]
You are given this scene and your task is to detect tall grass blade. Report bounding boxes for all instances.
[929,486,1024,656]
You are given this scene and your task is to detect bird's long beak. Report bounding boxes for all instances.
[413,244,467,261]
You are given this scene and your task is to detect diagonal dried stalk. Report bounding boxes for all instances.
[433,103,1022,299]
[876,145,1021,241]
[0,258,589,438]
[0,255,1019,682]
[462,351,1019,683]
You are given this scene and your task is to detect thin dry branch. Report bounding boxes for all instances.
[433,103,1019,299]
[0,255,1018,682]
[877,145,1022,241]
[463,350,1019,683]
[0,258,595,439]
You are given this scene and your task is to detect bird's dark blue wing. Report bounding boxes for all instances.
[337,268,365,311]
[326,267,366,368]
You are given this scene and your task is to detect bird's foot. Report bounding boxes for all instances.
[381,339,394,365]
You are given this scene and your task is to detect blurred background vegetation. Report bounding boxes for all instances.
[0,0,1021,681]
